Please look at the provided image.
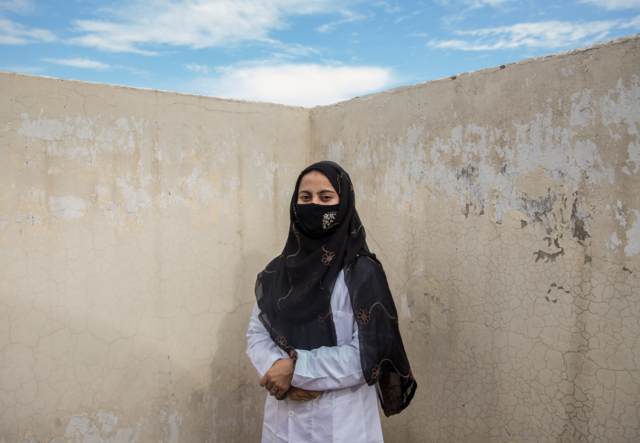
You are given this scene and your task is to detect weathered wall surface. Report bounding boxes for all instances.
[2,35,640,443]
[310,35,640,442]
[0,74,310,442]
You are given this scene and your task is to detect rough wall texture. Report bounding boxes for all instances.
[1,34,639,443]
[0,75,310,442]
[311,35,640,443]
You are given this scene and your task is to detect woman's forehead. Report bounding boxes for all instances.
[298,170,335,191]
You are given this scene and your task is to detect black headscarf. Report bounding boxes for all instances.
[254,161,417,416]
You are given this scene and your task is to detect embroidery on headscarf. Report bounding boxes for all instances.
[322,211,337,230]
[321,245,335,266]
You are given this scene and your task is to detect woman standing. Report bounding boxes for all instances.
[246,161,416,442]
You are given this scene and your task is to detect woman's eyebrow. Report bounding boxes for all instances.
[298,189,335,194]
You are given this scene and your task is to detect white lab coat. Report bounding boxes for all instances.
[246,270,384,443]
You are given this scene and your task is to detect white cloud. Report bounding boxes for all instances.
[0,0,33,13]
[0,17,56,44]
[267,40,321,57]
[476,0,513,5]
[580,0,640,10]
[622,14,640,27]
[394,10,421,24]
[68,0,350,54]
[435,0,515,7]
[315,10,370,33]
[1,65,43,73]
[371,1,402,14]
[43,57,110,70]
[428,17,639,51]
[184,63,210,74]
[198,63,394,107]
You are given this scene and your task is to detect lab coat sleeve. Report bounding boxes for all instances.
[290,317,365,392]
[246,302,289,377]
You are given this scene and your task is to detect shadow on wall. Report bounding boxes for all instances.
[193,248,271,442]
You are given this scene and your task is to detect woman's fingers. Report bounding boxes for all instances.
[261,369,292,397]
[267,382,290,398]
[291,387,319,402]
[260,361,293,398]
[280,386,321,402]
[265,381,276,393]
[287,387,302,401]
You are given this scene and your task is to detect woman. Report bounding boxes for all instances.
[246,161,416,443]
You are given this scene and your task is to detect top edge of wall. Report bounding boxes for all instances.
[2,33,637,112]
[312,33,640,111]
[0,70,310,111]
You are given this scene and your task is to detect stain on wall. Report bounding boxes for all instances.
[311,34,640,443]
[1,34,639,443]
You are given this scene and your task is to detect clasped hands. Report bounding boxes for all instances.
[259,358,321,402]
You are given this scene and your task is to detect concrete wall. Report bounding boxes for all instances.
[1,34,639,443]
[0,74,310,442]
[311,35,640,442]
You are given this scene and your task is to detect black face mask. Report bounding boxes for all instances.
[295,203,339,238]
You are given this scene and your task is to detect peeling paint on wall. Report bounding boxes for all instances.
[65,412,141,443]
[50,196,88,221]
[625,210,640,257]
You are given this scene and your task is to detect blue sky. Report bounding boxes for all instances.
[1,0,639,107]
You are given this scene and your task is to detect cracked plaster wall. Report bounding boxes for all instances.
[0,74,310,442]
[1,34,639,443]
[310,35,640,443]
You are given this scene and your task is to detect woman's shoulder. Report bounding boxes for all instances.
[344,254,394,306]
[348,254,385,279]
